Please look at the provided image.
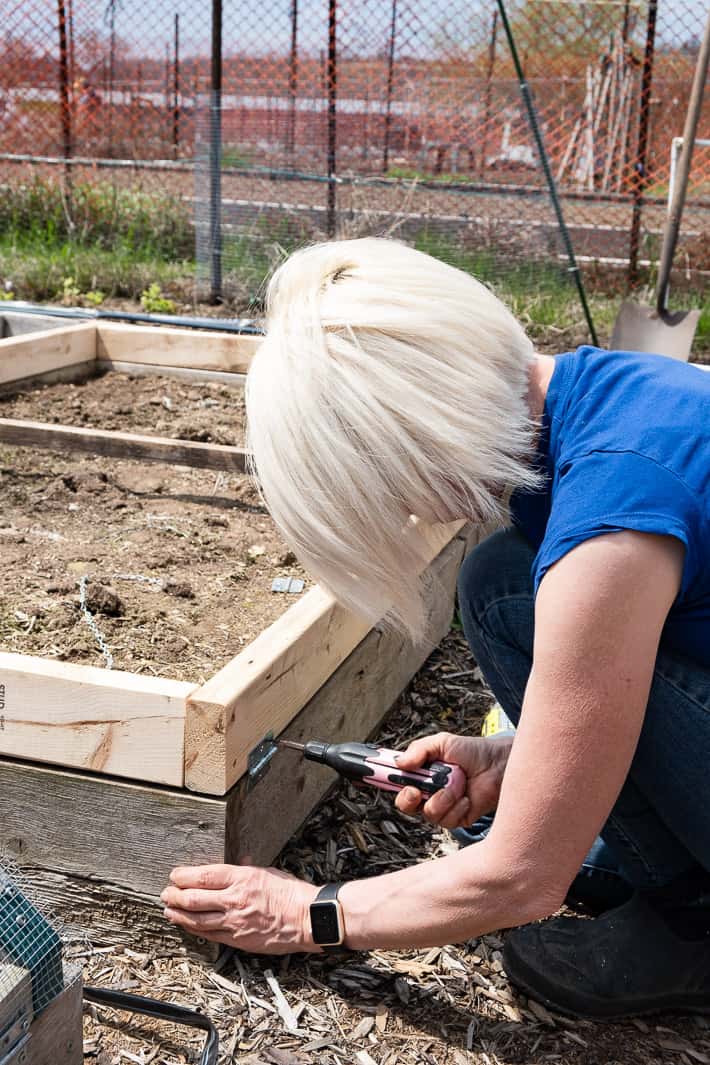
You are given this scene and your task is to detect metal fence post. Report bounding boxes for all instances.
[173,13,180,158]
[209,0,223,302]
[627,0,658,287]
[56,0,73,196]
[326,0,337,238]
[382,0,397,174]
[287,0,298,157]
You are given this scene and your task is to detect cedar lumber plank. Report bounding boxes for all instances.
[0,653,192,786]
[0,324,96,386]
[185,519,464,795]
[96,322,259,373]
[0,417,249,473]
[24,978,83,1065]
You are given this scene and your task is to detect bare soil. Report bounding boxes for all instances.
[76,630,709,1065]
[0,369,247,445]
[0,372,307,684]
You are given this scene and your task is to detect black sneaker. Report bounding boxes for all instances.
[503,892,710,1019]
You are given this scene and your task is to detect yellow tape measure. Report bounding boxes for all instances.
[481,703,516,738]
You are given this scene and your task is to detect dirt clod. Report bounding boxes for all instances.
[162,579,195,599]
[82,583,124,617]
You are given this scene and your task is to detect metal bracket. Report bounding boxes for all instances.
[0,1034,29,1065]
[247,733,278,789]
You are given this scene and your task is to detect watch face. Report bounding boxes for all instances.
[310,900,342,946]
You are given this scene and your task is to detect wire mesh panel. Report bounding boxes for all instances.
[0,1,707,315]
[0,853,81,1050]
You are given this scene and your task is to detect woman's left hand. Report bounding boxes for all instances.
[161,864,321,954]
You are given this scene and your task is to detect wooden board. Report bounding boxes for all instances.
[96,359,247,387]
[18,870,216,961]
[1,312,64,338]
[0,759,234,897]
[0,653,193,786]
[24,978,83,1065]
[0,359,98,396]
[97,322,259,373]
[0,963,33,1041]
[185,519,463,795]
[0,324,96,387]
[0,417,249,473]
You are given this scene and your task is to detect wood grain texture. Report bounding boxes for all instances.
[25,978,83,1065]
[0,759,234,896]
[0,963,33,1036]
[185,520,463,796]
[18,871,216,961]
[0,417,250,473]
[0,653,192,786]
[96,359,247,387]
[96,322,259,372]
[0,360,98,396]
[0,324,96,386]
[185,587,371,795]
[227,531,466,866]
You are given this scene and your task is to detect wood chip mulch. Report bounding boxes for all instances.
[75,628,710,1065]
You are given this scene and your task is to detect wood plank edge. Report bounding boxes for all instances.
[0,649,195,698]
[0,322,97,387]
[97,359,247,386]
[96,322,259,373]
[0,359,98,395]
[0,417,250,473]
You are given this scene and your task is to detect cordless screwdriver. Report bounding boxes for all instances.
[279,739,467,799]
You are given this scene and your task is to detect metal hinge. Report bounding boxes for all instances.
[246,733,278,789]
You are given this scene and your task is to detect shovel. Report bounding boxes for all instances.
[611,7,710,361]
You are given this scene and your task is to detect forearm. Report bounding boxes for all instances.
[336,839,552,951]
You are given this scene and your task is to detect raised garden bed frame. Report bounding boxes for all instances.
[0,318,479,945]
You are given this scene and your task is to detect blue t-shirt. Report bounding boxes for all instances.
[511,346,710,668]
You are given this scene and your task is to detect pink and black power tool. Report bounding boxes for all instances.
[279,739,466,799]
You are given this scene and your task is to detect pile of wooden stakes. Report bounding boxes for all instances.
[557,31,637,192]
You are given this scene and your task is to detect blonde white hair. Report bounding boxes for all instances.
[246,238,539,640]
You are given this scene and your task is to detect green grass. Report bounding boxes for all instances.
[0,179,706,356]
[0,230,193,304]
[221,145,255,170]
[414,230,599,343]
[0,178,193,302]
[413,229,709,356]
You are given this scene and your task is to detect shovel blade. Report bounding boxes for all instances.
[611,302,701,361]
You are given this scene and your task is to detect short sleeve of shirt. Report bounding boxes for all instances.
[532,450,700,597]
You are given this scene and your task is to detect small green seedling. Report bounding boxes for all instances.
[140,282,177,314]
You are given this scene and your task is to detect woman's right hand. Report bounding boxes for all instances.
[394,731,514,830]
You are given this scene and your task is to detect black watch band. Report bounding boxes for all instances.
[310,882,346,952]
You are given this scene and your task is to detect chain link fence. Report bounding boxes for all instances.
[0,0,707,318]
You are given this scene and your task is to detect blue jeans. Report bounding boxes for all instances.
[456,527,710,897]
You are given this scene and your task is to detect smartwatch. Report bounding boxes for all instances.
[309,882,346,951]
